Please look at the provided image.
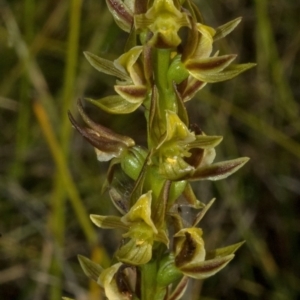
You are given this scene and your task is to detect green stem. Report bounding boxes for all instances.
[153,48,177,114]
[141,260,164,300]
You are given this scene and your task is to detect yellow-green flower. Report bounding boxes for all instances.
[91,191,168,265]
[155,111,249,181]
[99,263,133,300]
[134,0,190,48]
[174,228,244,279]
[156,226,244,288]
[84,46,150,114]
[78,254,135,300]
[179,19,256,101]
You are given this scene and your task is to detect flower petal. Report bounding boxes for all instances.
[84,51,130,80]
[192,23,216,59]
[156,229,170,246]
[116,238,153,265]
[157,110,195,148]
[174,228,206,268]
[159,156,194,180]
[78,255,103,282]
[196,62,257,83]
[109,188,129,215]
[115,84,148,103]
[90,215,128,230]
[214,17,242,41]
[106,0,133,32]
[187,135,223,149]
[186,54,237,80]
[189,157,249,181]
[167,276,189,300]
[114,46,144,85]
[99,263,132,300]
[75,99,135,146]
[182,183,205,209]
[180,76,207,102]
[86,95,142,114]
[180,254,234,279]
[121,191,157,233]
[206,241,245,260]
[68,112,127,161]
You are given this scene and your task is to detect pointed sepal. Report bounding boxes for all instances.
[90,215,128,230]
[179,254,235,279]
[185,54,237,83]
[214,17,242,41]
[78,255,103,282]
[167,276,189,300]
[84,51,130,80]
[189,157,250,181]
[106,0,133,32]
[86,96,142,114]
[206,241,245,260]
[115,85,148,103]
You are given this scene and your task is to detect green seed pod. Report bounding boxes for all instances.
[168,54,189,84]
[121,146,148,180]
[157,253,182,287]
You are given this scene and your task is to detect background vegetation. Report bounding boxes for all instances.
[0,0,299,299]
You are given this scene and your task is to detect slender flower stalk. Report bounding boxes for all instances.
[65,1,255,299]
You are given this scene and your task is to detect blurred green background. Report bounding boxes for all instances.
[0,0,299,299]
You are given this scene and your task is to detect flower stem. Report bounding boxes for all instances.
[154,48,178,114]
[140,259,166,300]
